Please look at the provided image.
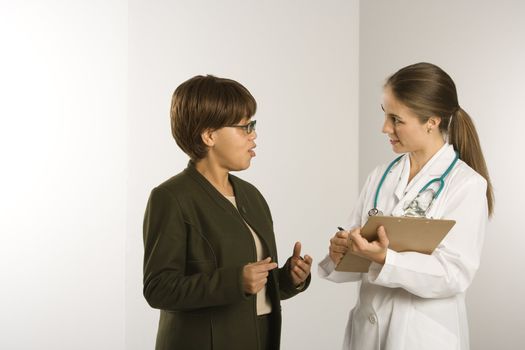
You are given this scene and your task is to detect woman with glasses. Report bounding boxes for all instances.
[319,63,494,350]
[143,75,312,350]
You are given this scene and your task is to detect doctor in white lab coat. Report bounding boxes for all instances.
[319,62,494,350]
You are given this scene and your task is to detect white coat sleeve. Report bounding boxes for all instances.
[318,171,376,283]
[367,175,488,298]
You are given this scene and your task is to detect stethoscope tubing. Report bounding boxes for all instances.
[370,151,460,216]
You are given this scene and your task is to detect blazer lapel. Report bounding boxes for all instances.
[230,177,275,257]
[185,162,242,218]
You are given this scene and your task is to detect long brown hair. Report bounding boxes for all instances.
[386,62,494,216]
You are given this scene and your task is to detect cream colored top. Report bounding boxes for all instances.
[225,195,272,315]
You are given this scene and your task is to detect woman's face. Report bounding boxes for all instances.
[381,87,431,154]
[206,118,257,172]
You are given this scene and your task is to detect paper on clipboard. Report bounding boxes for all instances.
[335,215,456,272]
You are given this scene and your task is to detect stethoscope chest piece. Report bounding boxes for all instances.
[368,208,383,216]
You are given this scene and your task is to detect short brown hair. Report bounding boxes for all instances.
[170,75,257,160]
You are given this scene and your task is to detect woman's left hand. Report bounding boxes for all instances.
[289,242,313,287]
[349,225,389,264]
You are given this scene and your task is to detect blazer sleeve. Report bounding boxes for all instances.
[277,257,311,300]
[367,175,488,298]
[248,183,311,300]
[143,187,247,311]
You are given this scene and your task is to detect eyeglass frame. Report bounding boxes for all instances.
[226,120,256,134]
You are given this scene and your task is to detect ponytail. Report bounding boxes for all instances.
[449,107,494,216]
[386,62,494,217]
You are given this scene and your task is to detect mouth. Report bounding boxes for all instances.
[389,139,399,145]
[249,145,256,157]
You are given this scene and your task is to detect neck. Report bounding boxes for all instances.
[408,138,446,179]
[195,158,234,196]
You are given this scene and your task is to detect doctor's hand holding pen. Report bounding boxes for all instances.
[329,226,390,265]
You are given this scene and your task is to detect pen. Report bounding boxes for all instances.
[337,226,352,243]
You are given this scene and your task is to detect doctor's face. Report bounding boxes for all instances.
[381,87,430,154]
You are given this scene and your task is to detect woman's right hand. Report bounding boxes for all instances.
[242,257,278,295]
[329,229,350,265]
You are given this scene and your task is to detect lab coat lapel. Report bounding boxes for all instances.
[392,144,456,216]
[393,155,410,201]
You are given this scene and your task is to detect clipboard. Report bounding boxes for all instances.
[335,215,456,272]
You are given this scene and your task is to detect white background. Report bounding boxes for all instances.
[1,1,127,349]
[1,1,524,349]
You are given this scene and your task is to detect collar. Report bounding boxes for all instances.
[184,161,241,215]
[184,161,273,255]
[393,143,456,201]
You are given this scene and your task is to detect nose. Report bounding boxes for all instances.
[250,130,257,140]
[382,117,393,134]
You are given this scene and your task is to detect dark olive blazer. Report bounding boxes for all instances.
[143,162,310,350]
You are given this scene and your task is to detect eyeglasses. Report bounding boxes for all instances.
[227,120,256,134]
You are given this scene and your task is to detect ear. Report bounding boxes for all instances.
[201,129,216,147]
[427,116,442,129]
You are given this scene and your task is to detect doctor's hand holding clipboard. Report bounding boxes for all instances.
[318,62,494,350]
[330,225,389,266]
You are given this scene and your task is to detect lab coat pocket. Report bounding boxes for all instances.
[405,308,458,350]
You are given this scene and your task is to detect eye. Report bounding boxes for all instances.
[389,115,402,124]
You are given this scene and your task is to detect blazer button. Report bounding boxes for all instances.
[241,206,247,214]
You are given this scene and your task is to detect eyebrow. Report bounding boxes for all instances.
[381,104,402,119]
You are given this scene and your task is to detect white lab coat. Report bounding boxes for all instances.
[319,144,488,350]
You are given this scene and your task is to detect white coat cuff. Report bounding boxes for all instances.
[368,248,397,283]
[318,255,363,283]
[318,255,336,277]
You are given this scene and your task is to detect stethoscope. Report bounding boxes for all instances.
[368,151,460,217]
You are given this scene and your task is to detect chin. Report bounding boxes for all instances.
[230,161,251,172]
[241,161,252,171]
[392,144,406,154]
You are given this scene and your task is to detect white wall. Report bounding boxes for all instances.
[126,1,359,349]
[359,1,525,348]
[6,1,520,349]
[0,1,127,349]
